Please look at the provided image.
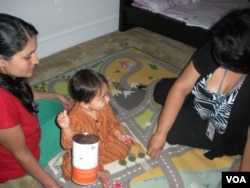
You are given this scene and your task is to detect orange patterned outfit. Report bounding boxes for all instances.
[60,102,131,180]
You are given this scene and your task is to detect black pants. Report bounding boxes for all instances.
[153,78,176,105]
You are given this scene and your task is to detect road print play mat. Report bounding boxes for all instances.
[33,48,241,188]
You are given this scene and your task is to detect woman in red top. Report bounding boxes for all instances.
[0,13,108,188]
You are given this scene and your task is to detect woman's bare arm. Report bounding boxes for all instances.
[147,61,200,158]
[0,125,62,188]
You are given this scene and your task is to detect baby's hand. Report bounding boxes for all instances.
[119,134,133,145]
[98,169,110,188]
[56,110,70,129]
[124,136,133,145]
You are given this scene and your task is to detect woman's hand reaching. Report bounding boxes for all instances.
[147,131,166,159]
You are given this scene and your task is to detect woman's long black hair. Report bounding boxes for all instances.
[0,13,38,113]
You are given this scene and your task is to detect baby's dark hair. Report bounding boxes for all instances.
[69,69,109,102]
[211,8,250,73]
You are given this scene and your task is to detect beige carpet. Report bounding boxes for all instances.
[29,27,196,86]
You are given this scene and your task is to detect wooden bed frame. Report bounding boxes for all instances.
[119,0,211,48]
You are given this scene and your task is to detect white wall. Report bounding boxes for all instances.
[0,0,120,58]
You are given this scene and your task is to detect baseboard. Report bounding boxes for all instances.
[37,15,119,59]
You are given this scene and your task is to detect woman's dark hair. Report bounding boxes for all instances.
[69,69,109,102]
[211,8,250,73]
[0,13,38,113]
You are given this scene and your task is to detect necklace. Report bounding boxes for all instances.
[217,69,246,94]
